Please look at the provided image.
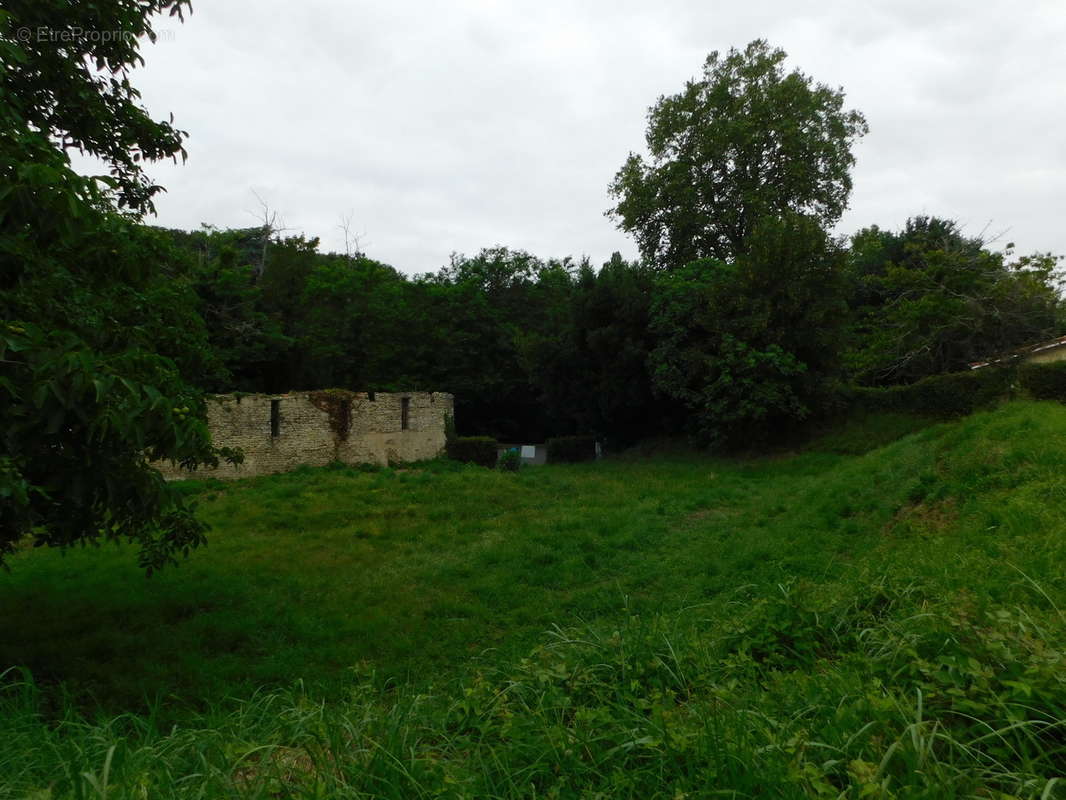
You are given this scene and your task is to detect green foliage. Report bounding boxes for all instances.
[852,367,1012,417]
[161,226,291,392]
[445,436,498,468]
[164,238,586,441]
[424,248,581,440]
[609,39,867,269]
[497,447,521,472]
[545,434,596,463]
[296,250,410,392]
[5,400,1066,794]
[4,398,1062,713]
[521,253,670,444]
[649,214,849,446]
[805,411,937,455]
[0,323,239,572]
[847,217,1063,384]
[1018,360,1066,401]
[0,0,240,571]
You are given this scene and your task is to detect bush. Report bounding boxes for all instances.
[446,436,498,468]
[546,435,597,463]
[1018,361,1066,401]
[497,448,521,472]
[851,368,1011,417]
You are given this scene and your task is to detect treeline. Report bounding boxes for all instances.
[157,212,1063,447]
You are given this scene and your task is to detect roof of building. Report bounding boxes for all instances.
[969,334,1066,370]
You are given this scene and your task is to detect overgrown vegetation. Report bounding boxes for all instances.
[545,434,597,463]
[444,435,498,468]
[4,3,1066,795]
[851,366,1014,417]
[3,401,1066,796]
[0,0,239,571]
[1019,361,1066,402]
[306,389,356,440]
[4,0,1064,569]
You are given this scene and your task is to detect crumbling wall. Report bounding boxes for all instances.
[156,391,453,480]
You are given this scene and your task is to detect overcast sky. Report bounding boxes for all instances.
[99,0,1066,274]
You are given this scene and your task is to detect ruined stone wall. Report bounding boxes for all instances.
[156,391,453,480]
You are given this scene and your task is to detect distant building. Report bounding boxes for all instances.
[158,390,453,480]
[969,335,1066,370]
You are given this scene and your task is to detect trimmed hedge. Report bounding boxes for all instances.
[546,435,597,464]
[1018,361,1066,402]
[446,436,498,468]
[851,368,1012,418]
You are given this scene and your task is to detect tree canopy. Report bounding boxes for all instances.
[846,217,1063,384]
[608,39,868,269]
[648,213,849,445]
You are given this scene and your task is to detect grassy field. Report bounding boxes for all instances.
[2,402,1065,797]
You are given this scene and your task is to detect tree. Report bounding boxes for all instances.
[846,217,1063,384]
[297,253,410,391]
[608,40,867,270]
[1,1,239,572]
[648,214,848,446]
[0,1,190,213]
[522,254,669,444]
[166,226,292,392]
[427,248,571,440]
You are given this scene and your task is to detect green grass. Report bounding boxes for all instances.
[2,402,1066,797]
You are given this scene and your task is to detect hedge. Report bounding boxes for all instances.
[446,436,498,468]
[1018,361,1066,402]
[850,367,1012,418]
[546,435,597,464]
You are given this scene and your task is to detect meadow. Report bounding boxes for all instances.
[2,402,1065,798]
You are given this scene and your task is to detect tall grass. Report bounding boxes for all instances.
[3,581,1063,797]
[2,401,1066,796]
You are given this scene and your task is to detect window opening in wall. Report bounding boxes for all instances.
[367,391,375,401]
[401,397,410,430]
[270,399,281,438]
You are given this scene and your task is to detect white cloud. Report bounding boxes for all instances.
[95,0,1066,272]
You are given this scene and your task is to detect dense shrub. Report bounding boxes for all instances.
[546,435,597,463]
[648,215,850,448]
[1018,360,1066,402]
[497,448,521,472]
[852,368,1011,417]
[446,436,498,468]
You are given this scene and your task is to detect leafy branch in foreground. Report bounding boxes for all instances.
[0,1,240,572]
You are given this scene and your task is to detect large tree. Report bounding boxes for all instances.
[608,40,867,269]
[1,1,238,572]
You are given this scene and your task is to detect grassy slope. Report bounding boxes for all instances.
[0,411,936,708]
[2,401,1065,797]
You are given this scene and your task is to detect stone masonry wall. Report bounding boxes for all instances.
[157,391,454,480]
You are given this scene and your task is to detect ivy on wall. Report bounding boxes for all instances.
[307,389,356,441]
